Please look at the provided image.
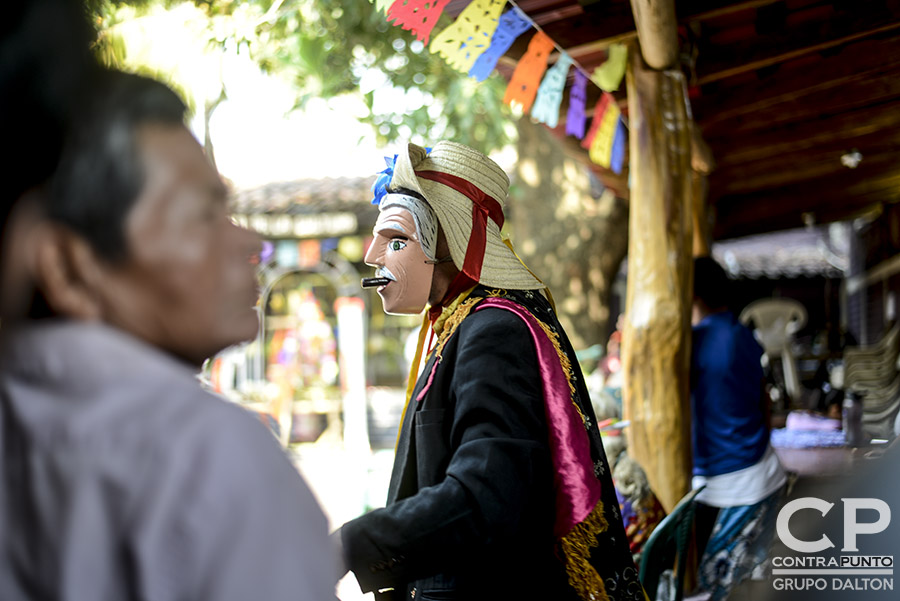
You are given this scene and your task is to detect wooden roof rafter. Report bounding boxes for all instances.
[441,0,900,239]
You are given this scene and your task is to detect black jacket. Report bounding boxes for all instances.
[341,288,643,601]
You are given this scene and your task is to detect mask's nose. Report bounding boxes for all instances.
[364,236,384,267]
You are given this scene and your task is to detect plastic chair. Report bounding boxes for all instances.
[843,324,900,438]
[739,299,808,404]
[638,486,706,601]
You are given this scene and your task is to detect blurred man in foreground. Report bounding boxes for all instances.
[0,59,337,599]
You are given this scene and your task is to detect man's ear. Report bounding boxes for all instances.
[31,224,106,320]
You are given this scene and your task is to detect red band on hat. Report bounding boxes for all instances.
[417,170,505,229]
[417,170,504,290]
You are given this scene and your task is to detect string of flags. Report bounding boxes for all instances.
[368,0,629,174]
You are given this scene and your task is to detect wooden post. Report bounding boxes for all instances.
[630,0,679,69]
[621,49,694,513]
[691,126,715,257]
[692,172,711,257]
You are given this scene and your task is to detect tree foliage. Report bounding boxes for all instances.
[92,0,628,348]
[94,0,516,153]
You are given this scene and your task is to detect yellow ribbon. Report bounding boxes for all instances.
[502,237,557,313]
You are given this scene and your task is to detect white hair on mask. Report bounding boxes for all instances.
[380,193,438,261]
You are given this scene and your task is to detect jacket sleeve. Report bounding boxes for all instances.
[340,308,552,592]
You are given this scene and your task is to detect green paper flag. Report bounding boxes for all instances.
[590,43,628,92]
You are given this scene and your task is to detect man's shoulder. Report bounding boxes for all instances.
[123,380,276,467]
[696,311,755,344]
[458,297,534,336]
[3,321,270,466]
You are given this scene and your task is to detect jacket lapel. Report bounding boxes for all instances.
[386,352,438,504]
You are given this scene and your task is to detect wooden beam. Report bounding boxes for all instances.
[696,3,900,85]
[702,23,900,85]
[550,32,639,62]
[712,158,900,239]
[501,3,638,63]
[710,133,900,196]
[694,34,900,134]
[682,0,782,22]
[712,181,900,236]
[714,190,899,239]
[630,0,680,69]
[498,0,794,60]
[707,98,900,170]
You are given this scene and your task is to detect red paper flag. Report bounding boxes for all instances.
[581,93,612,150]
[386,0,452,45]
[503,31,555,114]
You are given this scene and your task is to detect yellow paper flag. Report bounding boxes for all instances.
[589,97,621,167]
[590,43,628,92]
[430,0,507,73]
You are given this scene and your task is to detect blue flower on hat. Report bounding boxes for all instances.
[371,154,397,205]
[371,147,432,205]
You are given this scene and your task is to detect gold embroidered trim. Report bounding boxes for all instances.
[433,297,483,360]
[532,306,606,599]
[432,293,609,600]
[432,287,477,337]
[532,316,586,424]
[560,499,611,601]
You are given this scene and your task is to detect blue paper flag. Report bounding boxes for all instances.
[468,7,532,82]
[610,119,627,174]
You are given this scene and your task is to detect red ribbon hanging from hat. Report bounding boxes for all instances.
[417,169,505,315]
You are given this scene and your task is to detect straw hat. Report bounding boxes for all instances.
[389,141,544,290]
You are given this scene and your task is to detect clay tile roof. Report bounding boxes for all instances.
[712,225,849,280]
[229,176,378,217]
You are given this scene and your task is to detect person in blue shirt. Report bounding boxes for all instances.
[690,256,786,600]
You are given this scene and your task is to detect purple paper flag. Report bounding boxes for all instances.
[610,119,627,174]
[468,7,532,82]
[565,70,588,139]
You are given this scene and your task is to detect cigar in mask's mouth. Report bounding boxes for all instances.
[361,277,391,288]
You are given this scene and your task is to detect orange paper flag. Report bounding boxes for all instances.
[386,0,452,45]
[503,31,555,114]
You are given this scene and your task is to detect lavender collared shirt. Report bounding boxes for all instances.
[0,321,338,601]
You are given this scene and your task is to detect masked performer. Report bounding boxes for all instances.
[340,142,644,601]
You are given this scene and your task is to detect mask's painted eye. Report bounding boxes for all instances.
[389,239,407,252]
